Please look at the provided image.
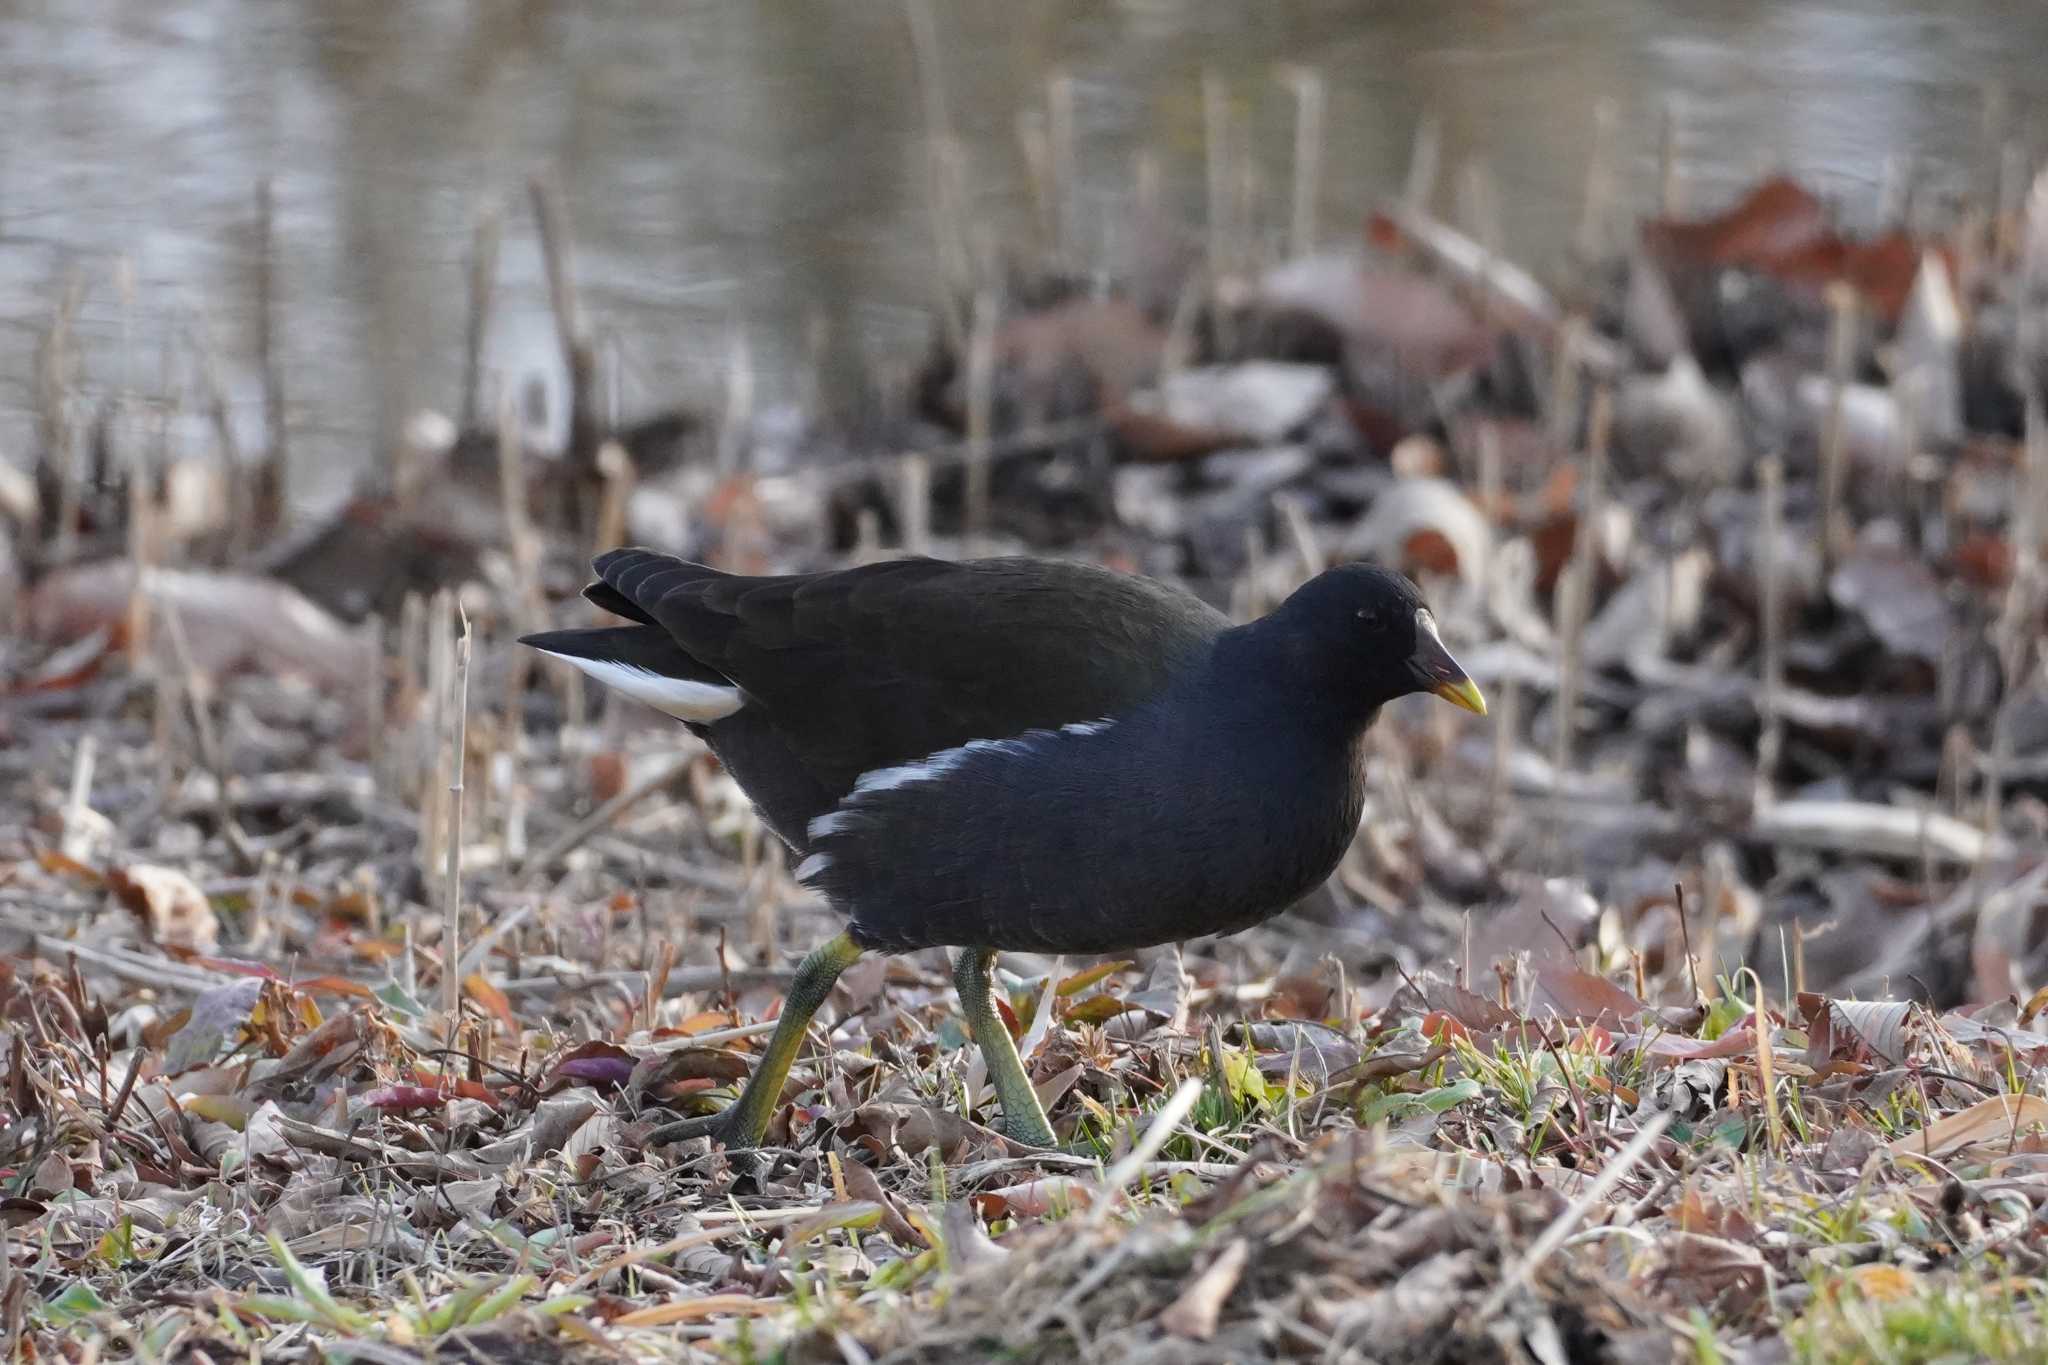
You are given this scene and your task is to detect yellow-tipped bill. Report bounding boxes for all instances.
[1432,674,1488,715]
[1410,609,1488,716]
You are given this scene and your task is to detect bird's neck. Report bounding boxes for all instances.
[1211,619,1387,741]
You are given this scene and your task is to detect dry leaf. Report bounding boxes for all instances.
[1847,1264,1922,1304]
[1531,964,1647,1027]
[1647,1230,1769,1309]
[1159,1238,1250,1340]
[163,978,264,1075]
[107,864,219,952]
[972,1176,1100,1220]
[1885,1093,2048,1159]
[1829,999,1915,1064]
[609,1295,781,1327]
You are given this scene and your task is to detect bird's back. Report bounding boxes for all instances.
[559,549,1232,849]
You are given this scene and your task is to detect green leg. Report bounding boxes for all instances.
[954,947,1057,1147]
[646,931,863,1149]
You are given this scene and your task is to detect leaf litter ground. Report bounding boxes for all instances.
[6,167,2048,1363]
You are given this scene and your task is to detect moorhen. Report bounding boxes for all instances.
[523,547,1485,1147]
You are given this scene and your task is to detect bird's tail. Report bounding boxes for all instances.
[519,624,744,723]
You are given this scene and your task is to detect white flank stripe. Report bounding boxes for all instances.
[794,852,831,882]
[841,717,1118,800]
[537,651,744,722]
[852,737,1013,795]
[807,810,853,841]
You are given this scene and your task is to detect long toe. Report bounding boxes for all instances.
[645,1109,756,1150]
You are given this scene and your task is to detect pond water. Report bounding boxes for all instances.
[4,0,2045,509]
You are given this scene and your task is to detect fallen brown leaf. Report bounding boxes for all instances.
[108,864,220,952]
[1159,1238,1250,1340]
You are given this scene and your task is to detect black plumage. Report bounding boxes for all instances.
[522,546,1485,1147]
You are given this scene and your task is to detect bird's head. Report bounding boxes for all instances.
[1265,563,1488,718]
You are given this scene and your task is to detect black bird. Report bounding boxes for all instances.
[522,547,1485,1148]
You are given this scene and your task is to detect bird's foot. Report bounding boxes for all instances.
[644,1107,757,1150]
[997,1108,1059,1151]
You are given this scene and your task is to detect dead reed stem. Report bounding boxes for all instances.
[1046,70,1076,267]
[421,589,453,878]
[365,615,388,792]
[1984,392,2046,834]
[185,310,244,557]
[898,452,932,556]
[1017,107,1052,256]
[1818,282,1859,574]
[498,385,544,739]
[1203,70,1232,279]
[1284,65,1324,259]
[593,440,632,564]
[462,202,503,432]
[718,325,754,474]
[904,0,969,347]
[254,176,287,537]
[39,273,85,566]
[1458,159,1502,345]
[530,174,600,486]
[1552,385,1611,787]
[1489,676,1521,832]
[1577,97,1618,260]
[1756,455,1787,806]
[443,606,472,1024]
[964,291,998,552]
[1402,114,1441,212]
[60,734,97,862]
[1658,98,1684,216]
[1476,419,1503,587]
